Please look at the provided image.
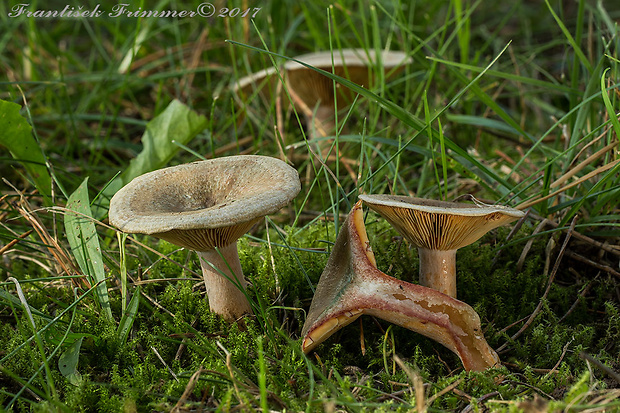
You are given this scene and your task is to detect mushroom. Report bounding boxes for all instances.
[108,155,301,322]
[234,49,412,138]
[359,194,525,298]
[301,201,500,371]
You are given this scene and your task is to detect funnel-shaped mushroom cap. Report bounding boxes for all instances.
[109,155,301,252]
[284,49,412,111]
[232,49,412,110]
[301,201,501,372]
[359,194,524,251]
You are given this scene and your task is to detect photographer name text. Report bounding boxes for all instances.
[8,3,261,19]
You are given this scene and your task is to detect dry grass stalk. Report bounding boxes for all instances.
[551,140,619,189]
[9,191,82,285]
[496,216,578,353]
[0,229,33,256]
[393,355,426,413]
[171,367,206,413]
[518,159,619,210]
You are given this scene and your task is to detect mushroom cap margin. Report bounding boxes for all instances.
[108,155,301,249]
[359,194,524,251]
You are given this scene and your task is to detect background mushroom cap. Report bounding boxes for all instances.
[359,194,525,251]
[284,49,411,71]
[285,49,412,110]
[233,49,412,111]
[109,155,301,251]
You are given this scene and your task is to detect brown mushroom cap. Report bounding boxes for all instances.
[284,49,412,110]
[108,155,301,252]
[233,49,412,110]
[359,194,525,251]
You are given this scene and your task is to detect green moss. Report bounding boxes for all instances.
[2,218,619,412]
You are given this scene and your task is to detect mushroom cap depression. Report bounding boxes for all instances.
[109,155,301,252]
[359,194,524,251]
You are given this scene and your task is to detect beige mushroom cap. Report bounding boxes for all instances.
[232,66,279,100]
[109,155,301,252]
[284,49,411,71]
[359,194,525,251]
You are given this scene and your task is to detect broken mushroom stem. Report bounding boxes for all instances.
[301,201,500,372]
[198,243,252,322]
[418,248,457,298]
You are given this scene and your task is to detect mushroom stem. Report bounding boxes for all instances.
[418,248,457,298]
[307,105,336,139]
[197,243,253,322]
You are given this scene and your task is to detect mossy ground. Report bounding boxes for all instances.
[2,215,618,412]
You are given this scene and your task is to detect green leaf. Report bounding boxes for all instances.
[117,287,140,344]
[102,99,208,201]
[65,178,113,322]
[0,99,52,204]
[58,337,83,386]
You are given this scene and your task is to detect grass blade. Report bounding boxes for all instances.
[600,68,620,141]
[117,287,140,344]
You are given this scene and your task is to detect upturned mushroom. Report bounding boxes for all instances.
[108,155,301,322]
[359,194,525,298]
[301,201,500,371]
[234,49,412,137]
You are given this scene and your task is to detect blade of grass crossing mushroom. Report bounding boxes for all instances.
[226,40,514,198]
[249,20,335,243]
[65,178,113,322]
